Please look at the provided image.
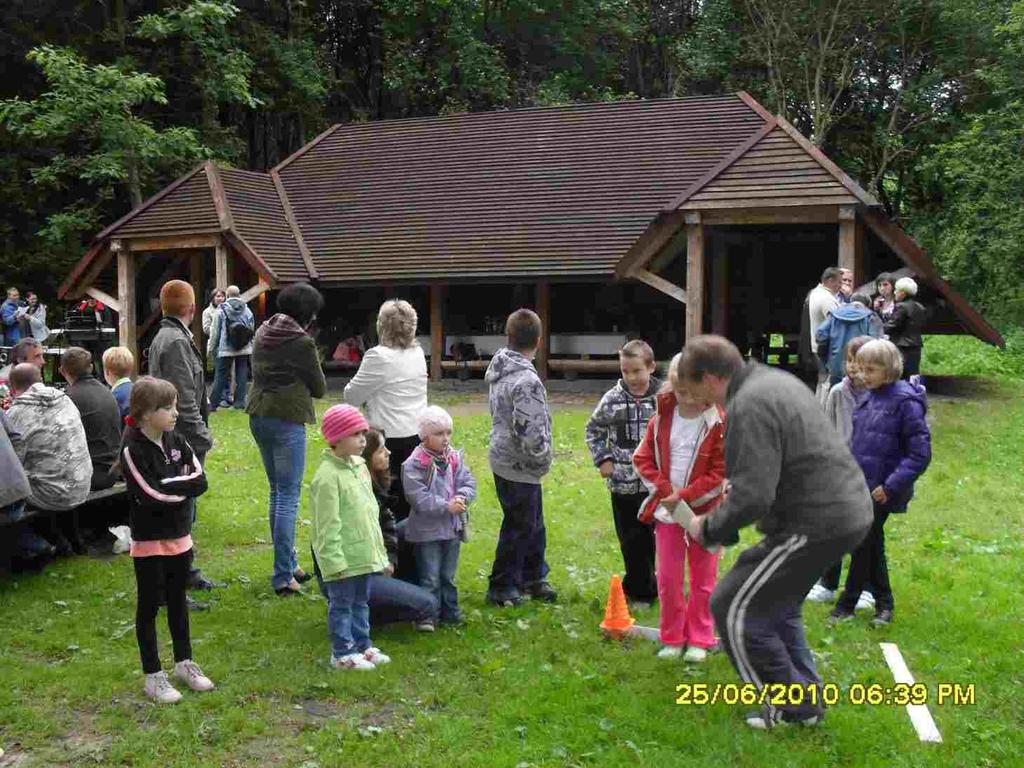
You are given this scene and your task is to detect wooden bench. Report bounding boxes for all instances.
[1,482,128,558]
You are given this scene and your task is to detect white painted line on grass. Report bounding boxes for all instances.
[879,642,943,743]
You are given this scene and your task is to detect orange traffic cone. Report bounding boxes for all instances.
[599,575,635,638]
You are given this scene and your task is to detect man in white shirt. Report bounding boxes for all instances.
[806,267,842,405]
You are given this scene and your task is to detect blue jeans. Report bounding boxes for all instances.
[249,416,307,590]
[488,475,549,597]
[416,539,461,623]
[324,575,371,657]
[369,573,438,625]
[210,354,249,410]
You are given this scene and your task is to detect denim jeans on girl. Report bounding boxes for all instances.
[416,539,461,623]
[324,574,371,657]
[249,415,307,590]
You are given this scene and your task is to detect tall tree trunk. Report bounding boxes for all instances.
[127,149,142,208]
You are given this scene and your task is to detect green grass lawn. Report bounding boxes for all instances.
[1,383,1023,767]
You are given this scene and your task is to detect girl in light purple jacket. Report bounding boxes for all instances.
[402,406,477,629]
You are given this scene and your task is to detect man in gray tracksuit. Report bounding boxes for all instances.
[679,335,872,729]
[484,308,555,607]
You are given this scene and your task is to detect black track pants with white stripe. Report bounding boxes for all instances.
[711,528,869,719]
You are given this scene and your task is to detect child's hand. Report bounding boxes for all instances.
[598,461,614,479]
[721,480,732,500]
[661,490,681,509]
[383,564,395,577]
[871,486,888,504]
[448,496,467,515]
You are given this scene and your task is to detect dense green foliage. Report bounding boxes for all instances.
[0,0,1021,333]
[1,394,1022,766]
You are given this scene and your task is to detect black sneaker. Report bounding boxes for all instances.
[525,581,558,603]
[870,608,893,627]
[486,590,523,608]
[827,606,855,625]
[745,706,823,730]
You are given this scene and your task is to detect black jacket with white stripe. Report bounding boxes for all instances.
[122,428,208,541]
[702,363,872,547]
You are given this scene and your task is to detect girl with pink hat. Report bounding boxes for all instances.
[310,404,392,670]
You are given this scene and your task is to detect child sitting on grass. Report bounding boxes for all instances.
[119,376,213,704]
[808,335,875,608]
[830,339,931,627]
[103,346,136,421]
[310,404,392,670]
[402,406,477,630]
[633,353,726,663]
[585,339,661,606]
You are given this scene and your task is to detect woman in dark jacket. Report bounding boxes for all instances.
[832,339,931,626]
[883,277,927,379]
[246,283,327,596]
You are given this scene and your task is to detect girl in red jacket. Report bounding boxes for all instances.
[633,354,726,662]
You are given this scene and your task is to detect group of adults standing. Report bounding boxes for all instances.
[2,287,49,346]
[806,267,927,402]
[245,285,437,621]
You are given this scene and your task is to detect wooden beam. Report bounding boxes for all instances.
[215,238,230,291]
[700,206,840,226]
[205,162,234,231]
[634,268,687,304]
[854,217,867,287]
[190,251,204,345]
[85,287,122,315]
[125,233,220,252]
[430,284,444,382]
[616,211,686,279]
[838,205,856,276]
[66,246,115,300]
[240,280,271,303]
[116,250,136,359]
[536,281,550,381]
[271,169,319,280]
[686,217,705,341]
[682,195,858,210]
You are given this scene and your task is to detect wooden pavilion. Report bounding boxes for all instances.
[59,92,1003,380]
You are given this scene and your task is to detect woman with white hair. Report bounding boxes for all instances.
[883,277,927,379]
[344,299,429,576]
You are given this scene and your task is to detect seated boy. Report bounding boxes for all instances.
[6,363,92,511]
[484,308,556,607]
[61,347,122,490]
[102,346,135,419]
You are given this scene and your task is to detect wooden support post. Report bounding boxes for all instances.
[838,205,856,275]
[535,281,551,380]
[190,251,204,349]
[430,284,444,383]
[854,218,867,287]
[215,238,230,291]
[117,249,137,360]
[685,212,705,341]
[712,245,729,337]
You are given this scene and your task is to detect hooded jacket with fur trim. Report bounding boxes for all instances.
[632,391,726,524]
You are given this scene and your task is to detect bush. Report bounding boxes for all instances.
[921,330,1024,379]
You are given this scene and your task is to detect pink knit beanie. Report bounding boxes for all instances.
[321,404,369,446]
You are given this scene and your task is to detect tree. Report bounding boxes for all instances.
[0,45,211,246]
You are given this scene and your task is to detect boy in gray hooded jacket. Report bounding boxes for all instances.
[485,309,556,606]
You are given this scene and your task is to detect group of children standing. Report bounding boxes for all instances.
[585,332,931,660]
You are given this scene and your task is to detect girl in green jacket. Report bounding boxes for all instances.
[310,404,391,671]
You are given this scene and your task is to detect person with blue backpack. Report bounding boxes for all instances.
[208,285,255,411]
[815,293,883,387]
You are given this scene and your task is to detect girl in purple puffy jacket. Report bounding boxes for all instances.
[830,340,931,626]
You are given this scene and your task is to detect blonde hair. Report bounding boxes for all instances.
[619,339,655,366]
[661,351,683,394]
[856,339,903,382]
[418,405,454,439]
[102,346,135,378]
[376,299,418,348]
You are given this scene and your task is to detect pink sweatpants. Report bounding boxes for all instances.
[656,520,720,648]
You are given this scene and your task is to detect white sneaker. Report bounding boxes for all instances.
[806,583,836,603]
[363,647,391,666]
[172,659,215,692]
[331,653,376,671]
[683,646,708,664]
[144,671,183,704]
[415,621,436,633]
[657,645,683,659]
[855,591,876,612]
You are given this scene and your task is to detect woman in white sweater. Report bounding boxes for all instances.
[343,299,428,525]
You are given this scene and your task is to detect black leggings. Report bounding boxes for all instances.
[134,549,193,674]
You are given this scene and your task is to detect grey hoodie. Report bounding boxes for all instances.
[6,383,92,511]
[485,348,552,484]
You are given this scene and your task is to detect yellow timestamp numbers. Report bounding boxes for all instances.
[675,682,976,707]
